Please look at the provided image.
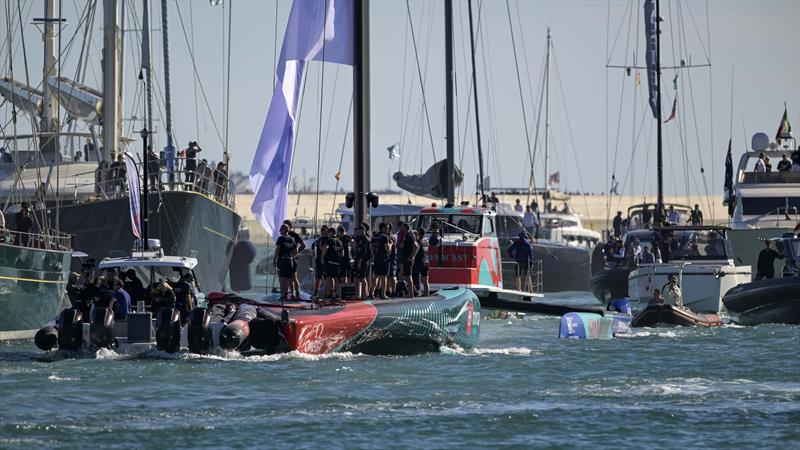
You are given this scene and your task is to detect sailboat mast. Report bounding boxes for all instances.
[353,0,371,229]
[40,0,60,154]
[655,0,664,220]
[544,28,551,212]
[161,0,176,188]
[467,0,485,202]
[444,0,455,205]
[142,0,153,135]
[102,0,121,161]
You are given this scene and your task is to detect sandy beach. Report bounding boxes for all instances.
[236,192,727,244]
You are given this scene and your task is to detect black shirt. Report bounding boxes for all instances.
[288,230,306,253]
[414,235,428,265]
[612,215,622,234]
[312,236,328,262]
[354,234,371,261]
[276,235,296,259]
[338,234,352,261]
[324,237,343,264]
[401,231,417,261]
[186,147,200,168]
[778,159,792,172]
[372,233,390,262]
[14,211,33,233]
[757,248,783,274]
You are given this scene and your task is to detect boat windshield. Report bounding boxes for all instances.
[419,214,483,235]
[496,215,525,238]
[662,230,732,261]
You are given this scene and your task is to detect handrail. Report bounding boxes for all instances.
[0,228,72,251]
[64,157,236,208]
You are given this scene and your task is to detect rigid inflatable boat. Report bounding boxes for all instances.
[631,303,723,328]
[722,277,800,325]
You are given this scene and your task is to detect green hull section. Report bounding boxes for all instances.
[0,243,71,336]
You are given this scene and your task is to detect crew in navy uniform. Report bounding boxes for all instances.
[274,224,297,299]
[398,223,419,298]
[412,227,431,296]
[311,225,329,300]
[386,222,397,295]
[283,219,307,299]
[352,224,372,299]
[371,222,392,299]
[337,226,353,285]
[322,227,343,298]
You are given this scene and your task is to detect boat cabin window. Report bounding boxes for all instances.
[740,197,800,216]
[495,215,525,238]
[661,230,732,261]
[419,214,483,235]
[483,216,496,236]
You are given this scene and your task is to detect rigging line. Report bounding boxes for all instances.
[528,55,546,197]
[706,0,715,222]
[606,0,633,66]
[313,5,329,233]
[190,0,198,137]
[670,1,692,201]
[330,96,353,218]
[466,0,485,201]
[504,0,535,197]
[287,66,310,217]
[403,0,438,166]
[684,0,711,63]
[398,9,409,147]
[16,0,44,208]
[173,0,224,146]
[455,0,483,175]
[320,65,340,168]
[224,0,232,157]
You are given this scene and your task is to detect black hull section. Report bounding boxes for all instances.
[631,304,723,328]
[534,243,590,292]
[590,267,630,302]
[50,191,240,291]
[723,277,800,325]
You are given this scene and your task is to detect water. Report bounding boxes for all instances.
[1,292,798,449]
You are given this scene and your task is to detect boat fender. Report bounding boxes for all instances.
[219,304,257,350]
[57,308,84,351]
[229,240,257,292]
[35,321,59,351]
[187,307,213,354]
[90,307,116,350]
[248,317,281,353]
[155,307,182,353]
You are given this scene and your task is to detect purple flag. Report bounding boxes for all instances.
[124,153,142,239]
[249,0,353,238]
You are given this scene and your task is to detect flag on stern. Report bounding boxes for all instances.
[249,0,354,238]
[776,106,792,145]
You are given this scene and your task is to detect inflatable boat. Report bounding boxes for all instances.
[631,303,723,328]
[722,277,800,325]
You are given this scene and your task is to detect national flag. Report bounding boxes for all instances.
[124,153,141,239]
[334,171,341,181]
[724,139,733,192]
[387,143,400,160]
[664,96,677,123]
[776,106,792,145]
[249,0,354,238]
[548,172,560,186]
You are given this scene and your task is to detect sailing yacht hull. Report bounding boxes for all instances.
[532,242,591,292]
[43,190,240,292]
[628,263,752,313]
[0,243,71,339]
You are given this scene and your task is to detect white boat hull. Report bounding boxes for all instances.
[628,263,752,313]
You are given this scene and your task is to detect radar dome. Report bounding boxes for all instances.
[751,132,769,151]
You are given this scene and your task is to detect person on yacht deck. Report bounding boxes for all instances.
[667,205,680,224]
[689,204,704,226]
[778,154,792,172]
[514,199,524,212]
[754,153,767,173]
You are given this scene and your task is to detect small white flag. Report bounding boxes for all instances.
[387,143,400,160]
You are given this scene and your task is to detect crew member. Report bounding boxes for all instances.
[311,226,329,300]
[352,224,372,299]
[14,202,34,246]
[112,278,132,320]
[337,226,353,287]
[412,227,431,296]
[778,153,792,172]
[508,232,534,292]
[398,222,419,298]
[173,273,197,321]
[284,220,307,299]
[612,211,623,237]
[274,224,297,300]
[371,222,392,299]
[322,227,343,298]
[647,288,665,306]
[123,269,145,305]
[756,240,784,280]
[662,274,683,308]
[689,204,704,226]
[185,141,202,185]
[386,223,397,295]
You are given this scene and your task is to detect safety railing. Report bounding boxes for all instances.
[66,158,236,209]
[0,228,72,251]
[501,259,543,295]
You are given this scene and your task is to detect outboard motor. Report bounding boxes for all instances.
[155,307,182,353]
[35,321,59,351]
[90,307,116,350]
[229,229,257,292]
[219,304,257,350]
[248,317,282,354]
[57,308,83,351]
[187,307,213,354]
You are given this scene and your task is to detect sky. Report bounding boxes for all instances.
[2,0,799,201]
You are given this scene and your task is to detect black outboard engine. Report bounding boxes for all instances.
[187,307,212,354]
[248,317,281,354]
[57,308,84,351]
[90,307,116,350]
[219,304,257,351]
[155,307,182,353]
[35,321,59,351]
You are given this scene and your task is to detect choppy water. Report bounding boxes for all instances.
[1,292,798,449]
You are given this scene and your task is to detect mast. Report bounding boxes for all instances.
[543,28,551,212]
[40,0,60,154]
[353,0,370,229]
[466,0,485,202]
[654,0,664,222]
[102,0,121,160]
[161,0,176,188]
[141,0,153,135]
[444,0,455,205]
